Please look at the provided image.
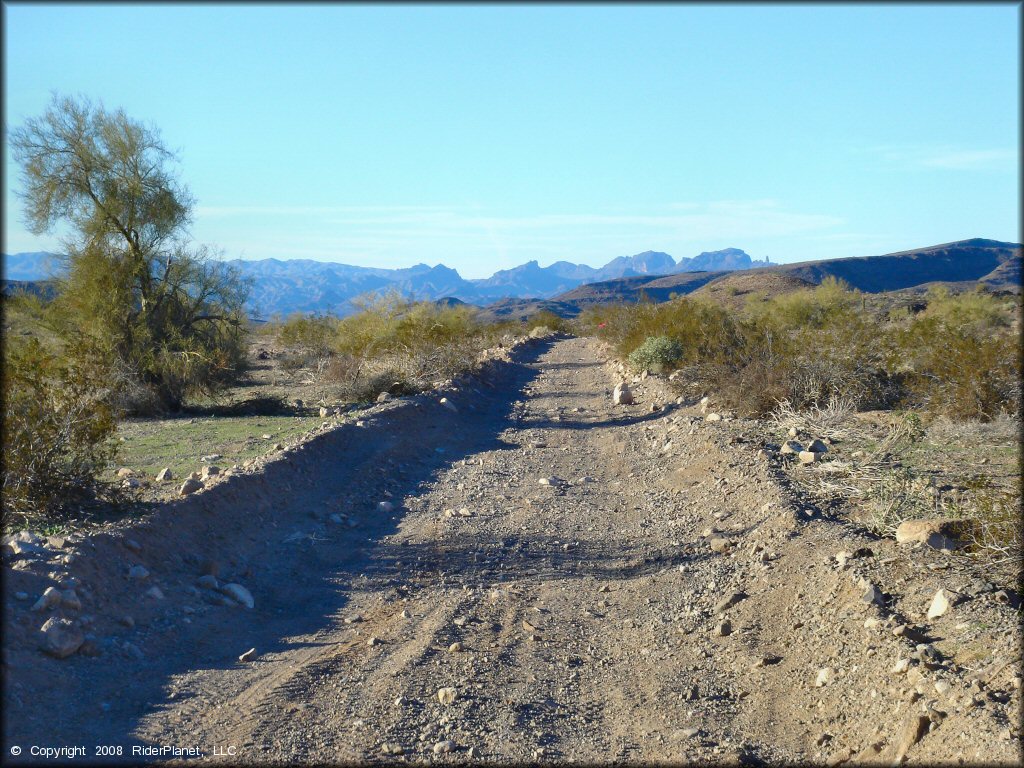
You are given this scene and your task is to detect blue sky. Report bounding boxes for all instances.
[3,3,1019,278]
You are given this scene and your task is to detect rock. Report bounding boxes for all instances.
[15,592,28,601]
[119,615,135,628]
[116,467,134,478]
[612,382,634,405]
[239,648,257,662]
[219,583,254,609]
[272,443,284,451]
[798,451,818,464]
[807,439,829,453]
[448,642,464,653]
[815,667,833,687]
[376,392,392,403]
[714,591,747,613]
[179,478,204,496]
[344,614,364,624]
[124,539,142,553]
[439,397,459,413]
[200,465,220,480]
[378,501,395,513]
[381,743,404,755]
[437,687,458,705]
[60,590,82,611]
[699,396,711,413]
[862,584,884,606]
[714,620,732,637]
[146,586,165,600]
[31,586,63,612]
[709,537,733,554]
[39,617,84,658]
[319,406,330,417]
[127,565,150,580]
[787,426,799,437]
[705,412,722,422]
[367,637,381,647]
[927,588,955,619]
[196,574,219,590]
[895,519,960,550]
[123,642,144,660]
[780,440,803,454]
[884,712,930,764]
[433,741,456,754]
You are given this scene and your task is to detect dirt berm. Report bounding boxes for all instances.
[3,336,1020,765]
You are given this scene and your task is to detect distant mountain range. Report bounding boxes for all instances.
[5,240,1018,320]
[1,247,770,316]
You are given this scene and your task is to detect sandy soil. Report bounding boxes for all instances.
[3,336,1020,765]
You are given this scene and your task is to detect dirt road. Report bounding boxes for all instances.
[3,337,1020,765]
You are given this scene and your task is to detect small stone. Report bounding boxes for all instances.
[15,592,29,601]
[437,687,458,705]
[367,637,381,647]
[196,574,219,590]
[344,614,364,624]
[200,465,220,480]
[705,412,722,422]
[709,537,732,554]
[31,586,63,612]
[892,658,911,674]
[895,519,960,550]
[179,478,204,496]
[116,467,134,478]
[798,450,818,464]
[127,565,150,580]
[124,539,142,553]
[239,648,257,662]
[119,615,135,628]
[400,609,411,619]
[433,740,456,754]
[934,679,951,696]
[807,439,829,453]
[146,586,165,600]
[862,584,884,606]
[219,583,254,609]
[381,743,404,755]
[927,589,953,619]
[439,398,458,413]
[39,617,84,658]
[122,642,144,660]
[714,591,747,613]
[378,501,395,513]
[155,467,173,482]
[60,590,82,611]
[780,440,804,455]
[613,382,634,405]
[714,620,732,637]
[815,667,833,687]
[448,642,464,653]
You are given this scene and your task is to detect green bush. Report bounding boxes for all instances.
[627,336,684,372]
[2,338,120,530]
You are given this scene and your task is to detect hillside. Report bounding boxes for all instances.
[543,238,1022,315]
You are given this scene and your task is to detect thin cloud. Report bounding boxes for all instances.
[869,144,1018,171]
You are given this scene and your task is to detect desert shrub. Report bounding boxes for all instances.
[277,313,338,360]
[326,292,509,402]
[627,336,684,373]
[893,313,1020,420]
[528,310,571,335]
[2,338,120,529]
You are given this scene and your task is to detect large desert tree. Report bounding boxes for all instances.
[10,94,250,411]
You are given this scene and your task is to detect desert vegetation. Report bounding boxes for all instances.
[578,279,1021,579]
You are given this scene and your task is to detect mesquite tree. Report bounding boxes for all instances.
[11,94,250,411]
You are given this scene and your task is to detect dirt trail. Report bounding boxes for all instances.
[3,337,1020,765]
